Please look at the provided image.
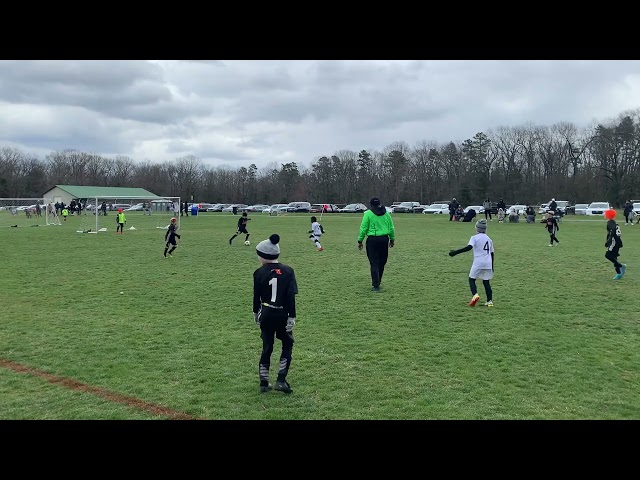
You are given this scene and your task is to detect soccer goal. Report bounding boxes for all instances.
[0,198,60,227]
[77,196,181,233]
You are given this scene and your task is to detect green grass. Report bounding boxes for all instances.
[1,210,639,419]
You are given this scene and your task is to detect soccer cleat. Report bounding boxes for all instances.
[274,381,293,394]
[318,247,323,252]
[469,294,480,306]
[484,301,494,307]
[548,244,553,247]
[260,383,272,393]
[613,273,622,280]
[371,286,381,292]
[229,239,232,245]
[620,264,626,276]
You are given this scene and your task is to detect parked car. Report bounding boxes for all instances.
[244,204,270,212]
[125,203,145,211]
[263,204,288,214]
[633,202,640,215]
[555,200,570,214]
[206,203,230,212]
[196,203,215,211]
[464,205,485,214]
[393,201,423,213]
[339,203,368,213]
[222,204,248,212]
[311,203,339,213]
[109,203,132,211]
[573,203,589,215]
[538,201,569,214]
[508,204,527,216]
[284,202,311,213]
[586,202,611,216]
[423,203,450,214]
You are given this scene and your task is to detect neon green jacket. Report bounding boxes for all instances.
[61,209,68,216]
[358,208,395,242]
[117,213,126,223]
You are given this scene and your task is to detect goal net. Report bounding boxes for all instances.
[77,196,181,233]
[0,198,60,227]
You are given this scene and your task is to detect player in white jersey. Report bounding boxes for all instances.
[448,219,495,307]
[308,216,325,251]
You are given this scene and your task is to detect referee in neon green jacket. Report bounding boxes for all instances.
[357,197,395,292]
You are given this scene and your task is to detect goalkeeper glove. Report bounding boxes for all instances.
[286,317,296,333]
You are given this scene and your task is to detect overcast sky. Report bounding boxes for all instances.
[1,60,640,169]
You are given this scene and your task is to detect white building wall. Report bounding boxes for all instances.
[42,186,73,206]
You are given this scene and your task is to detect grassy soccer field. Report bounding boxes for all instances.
[1,210,639,419]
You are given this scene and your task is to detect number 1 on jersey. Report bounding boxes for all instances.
[269,277,277,302]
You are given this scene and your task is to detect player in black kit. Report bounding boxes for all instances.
[605,211,626,280]
[164,217,181,257]
[253,234,298,394]
[541,211,560,246]
[229,212,251,245]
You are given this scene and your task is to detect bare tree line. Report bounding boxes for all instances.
[2,109,640,207]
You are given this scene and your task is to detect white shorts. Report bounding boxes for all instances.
[310,234,321,241]
[469,267,493,280]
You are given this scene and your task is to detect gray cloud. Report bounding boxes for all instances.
[1,60,640,168]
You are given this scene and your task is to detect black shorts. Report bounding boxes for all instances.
[166,237,177,246]
[237,227,248,234]
[607,247,620,257]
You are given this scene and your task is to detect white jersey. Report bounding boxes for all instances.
[468,233,494,270]
[311,221,323,237]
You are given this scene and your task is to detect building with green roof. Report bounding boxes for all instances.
[42,185,161,206]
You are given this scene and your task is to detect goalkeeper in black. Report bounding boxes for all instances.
[605,215,626,280]
[253,234,298,394]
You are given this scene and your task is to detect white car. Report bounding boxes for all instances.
[586,202,611,216]
[509,205,527,215]
[538,203,548,214]
[633,203,640,215]
[125,203,145,211]
[423,203,450,214]
[463,205,485,214]
[265,204,289,214]
[574,203,589,215]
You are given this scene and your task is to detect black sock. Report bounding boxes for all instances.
[230,235,237,242]
[483,280,492,301]
[469,278,477,296]
[245,234,250,241]
[164,247,168,256]
[169,246,177,254]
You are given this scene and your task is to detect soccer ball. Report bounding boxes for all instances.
[244,240,251,246]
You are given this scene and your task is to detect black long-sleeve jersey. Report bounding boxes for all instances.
[238,217,250,228]
[543,217,559,233]
[606,220,623,250]
[165,224,180,241]
[253,263,298,317]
